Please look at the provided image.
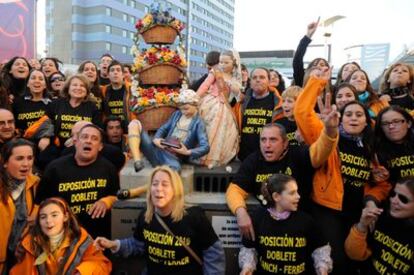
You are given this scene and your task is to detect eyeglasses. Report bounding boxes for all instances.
[390,190,412,204]
[50,76,65,83]
[380,119,406,128]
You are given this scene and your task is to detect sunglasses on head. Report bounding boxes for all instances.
[390,190,412,204]
[50,76,65,83]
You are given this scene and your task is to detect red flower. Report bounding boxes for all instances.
[135,20,143,29]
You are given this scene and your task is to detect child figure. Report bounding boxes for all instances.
[128,89,209,172]
[10,197,111,274]
[275,86,303,146]
[197,50,241,168]
[239,174,332,275]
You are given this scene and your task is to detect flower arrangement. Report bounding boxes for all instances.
[135,3,185,34]
[129,86,180,113]
[133,46,187,71]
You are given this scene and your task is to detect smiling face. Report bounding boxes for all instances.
[380,110,410,143]
[39,203,68,238]
[273,180,300,212]
[27,70,47,97]
[390,183,414,219]
[68,77,88,101]
[260,126,288,162]
[9,58,30,79]
[150,170,175,215]
[4,145,33,180]
[335,87,356,110]
[41,59,58,78]
[388,64,411,89]
[349,70,368,93]
[341,103,368,135]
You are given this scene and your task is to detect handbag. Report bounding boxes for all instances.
[154,213,203,266]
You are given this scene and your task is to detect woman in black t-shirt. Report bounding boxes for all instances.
[378,63,414,112]
[345,177,414,274]
[239,174,332,275]
[375,106,414,186]
[13,69,52,135]
[95,166,225,275]
[0,57,31,108]
[44,74,101,147]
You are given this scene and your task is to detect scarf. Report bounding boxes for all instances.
[34,230,66,266]
[267,207,291,221]
[358,91,370,104]
[386,86,410,97]
[339,124,364,147]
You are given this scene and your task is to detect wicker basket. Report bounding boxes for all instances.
[141,25,178,44]
[136,106,177,131]
[139,63,183,85]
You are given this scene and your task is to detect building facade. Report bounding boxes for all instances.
[46,0,234,80]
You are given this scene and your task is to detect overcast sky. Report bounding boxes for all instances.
[233,0,413,66]
[37,0,413,66]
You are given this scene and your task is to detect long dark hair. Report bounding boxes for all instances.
[334,62,361,87]
[375,106,414,161]
[345,69,379,108]
[29,198,81,255]
[0,138,34,203]
[340,101,375,160]
[77,60,103,101]
[0,57,31,100]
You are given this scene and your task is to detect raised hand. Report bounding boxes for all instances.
[306,17,320,38]
[356,206,383,233]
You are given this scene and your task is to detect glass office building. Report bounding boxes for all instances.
[46,0,234,80]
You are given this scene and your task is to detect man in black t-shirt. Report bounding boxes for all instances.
[36,124,120,238]
[236,68,284,160]
[102,60,130,122]
[227,110,339,240]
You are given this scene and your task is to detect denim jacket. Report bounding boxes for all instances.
[154,110,210,160]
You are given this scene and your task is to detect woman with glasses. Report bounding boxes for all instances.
[48,71,65,99]
[345,177,414,274]
[375,106,414,186]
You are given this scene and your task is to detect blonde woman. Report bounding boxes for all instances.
[95,166,225,275]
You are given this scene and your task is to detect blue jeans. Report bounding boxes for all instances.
[140,131,181,171]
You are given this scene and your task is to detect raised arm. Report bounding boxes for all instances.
[294,69,330,145]
[292,19,320,86]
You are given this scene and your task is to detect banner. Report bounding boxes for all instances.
[0,0,36,62]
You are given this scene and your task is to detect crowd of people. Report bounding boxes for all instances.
[0,19,413,274]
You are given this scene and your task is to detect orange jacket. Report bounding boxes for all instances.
[233,86,283,132]
[10,227,112,275]
[0,174,39,274]
[294,77,391,210]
